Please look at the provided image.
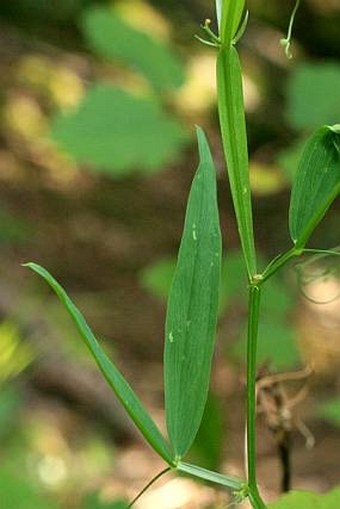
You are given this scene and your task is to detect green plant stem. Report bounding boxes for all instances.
[246,285,266,508]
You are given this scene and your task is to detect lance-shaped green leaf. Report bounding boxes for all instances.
[289,125,340,249]
[164,127,222,459]
[219,0,245,46]
[217,46,256,278]
[23,263,174,466]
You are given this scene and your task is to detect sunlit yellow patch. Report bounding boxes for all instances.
[25,410,113,494]
[17,54,84,111]
[17,54,52,90]
[109,66,152,97]
[0,321,34,383]
[21,135,80,186]
[4,95,48,139]
[48,67,84,111]
[114,0,171,40]
[249,162,288,196]
[175,53,216,116]
[242,73,261,113]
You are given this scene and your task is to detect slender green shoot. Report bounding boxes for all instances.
[128,467,171,508]
[246,286,265,507]
[280,0,301,59]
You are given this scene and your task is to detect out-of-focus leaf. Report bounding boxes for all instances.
[191,392,223,470]
[24,263,173,465]
[232,318,300,370]
[289,125,340,249]
[0,321,34,383]
[0,208,33,245]
[261,277,293,318]
[140,258,176,300]
[287,63,340,130]
[49,85,187,176]
[276,137,306,181]
[0,468,58,509]
[327,487,340,507]
[256,319,300,369]
[0,387,22,438]
[219,251,247,312]
[269,487,340,508]
[82,493,128,509]
[317,398,340,427]
[164,127,222,458]
[81,6,185,91]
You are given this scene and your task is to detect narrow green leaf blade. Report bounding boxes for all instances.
[24,263,173,466]
[176,462,243,492]
[289,125,340,248]
[164,127,222,458]
[220,0,245,45]
[217,46,256,277]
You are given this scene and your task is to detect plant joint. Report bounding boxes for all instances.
[233,482,250,503]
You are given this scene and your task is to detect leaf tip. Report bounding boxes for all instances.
[194,124,204,139]
[22,262,33,268]
[22,261,39,269]
[22,262,45,277]
[194,125,211,164]
[329,124,340,134]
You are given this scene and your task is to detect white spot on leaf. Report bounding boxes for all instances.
[192,223,197,241]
